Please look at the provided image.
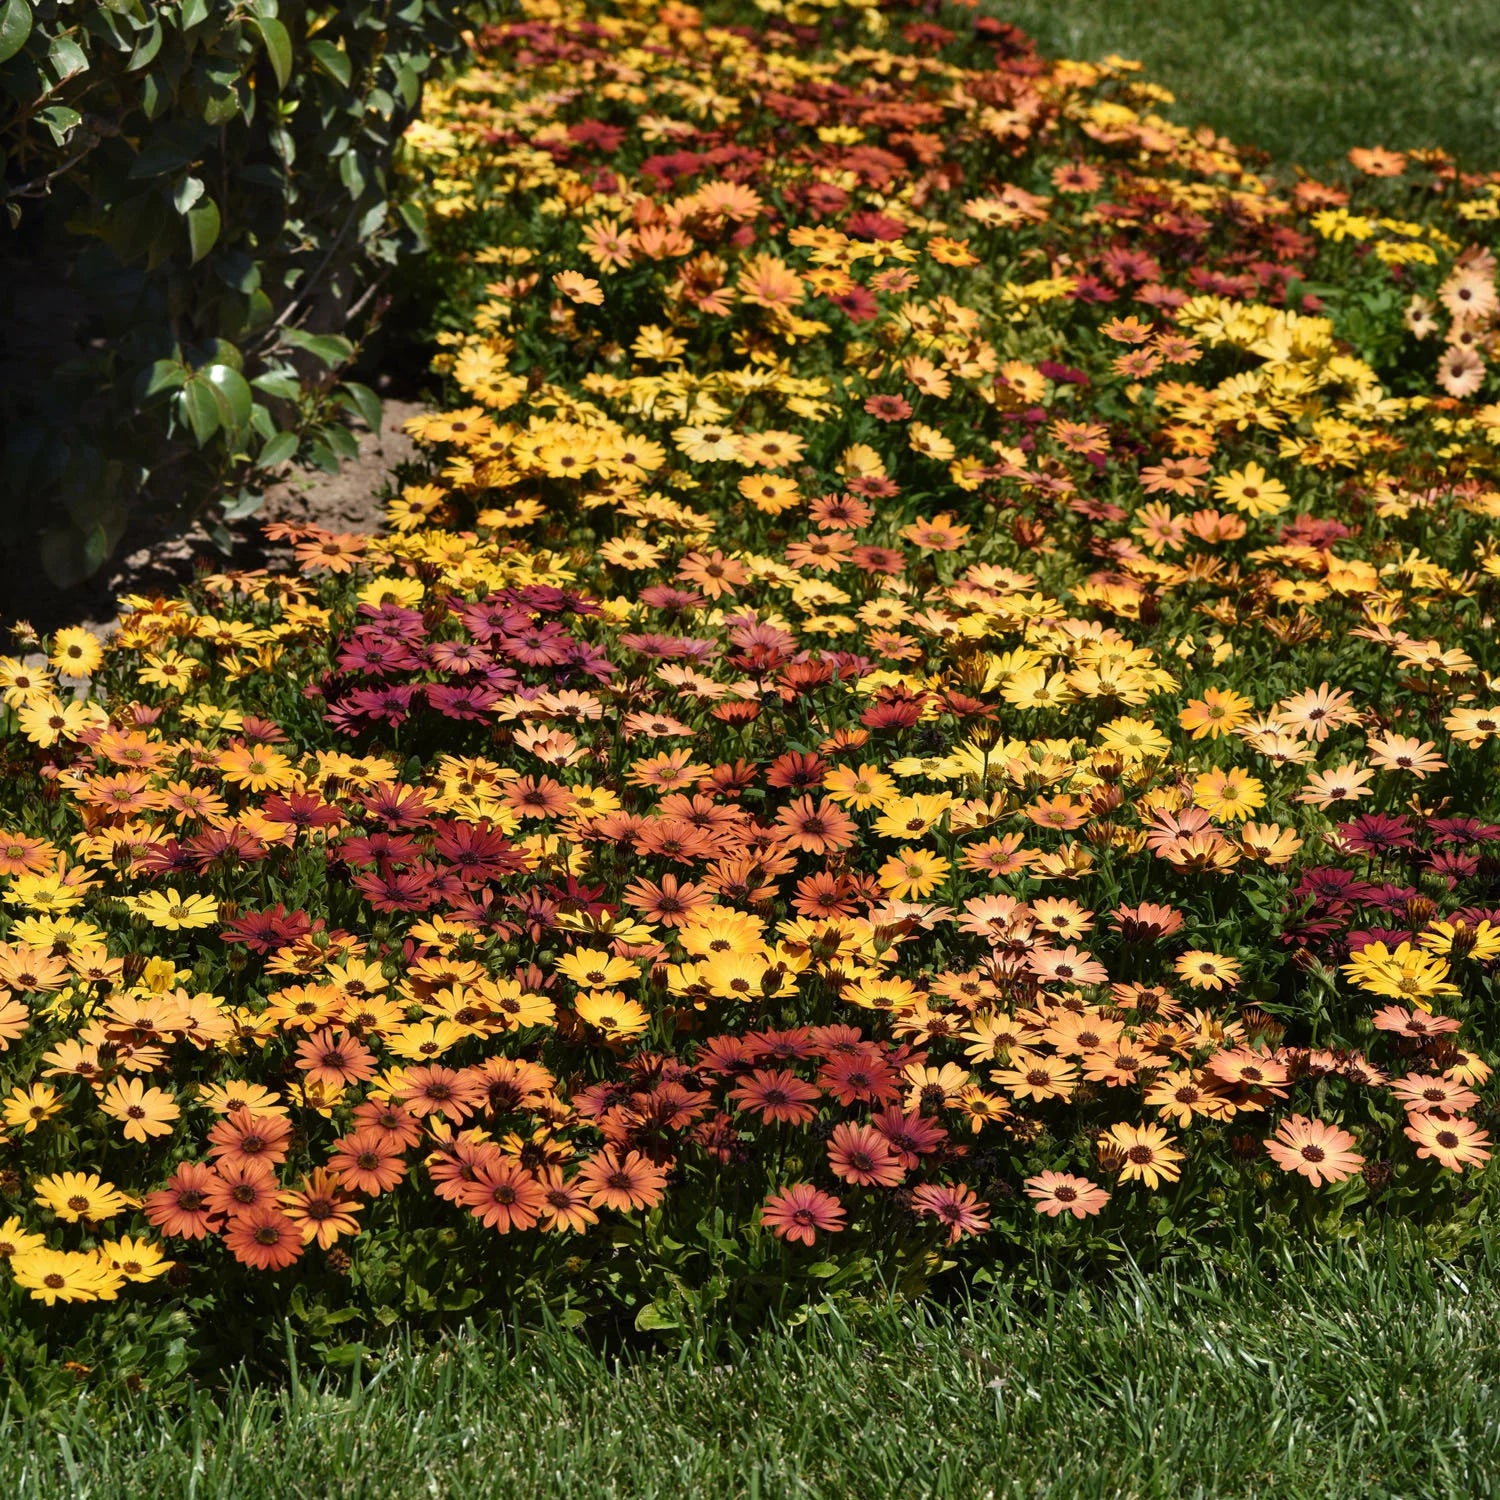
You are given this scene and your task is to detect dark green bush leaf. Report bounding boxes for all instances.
[37,105,81,145]
[254,16,291,89]
[172,174,205,214]
[203,362,253,428]
[324,421,360,461]
[129,126,203,178]
[307,38,351,87]
[0,0,32,64]
[283,327,355,367]
[338,380,381,431]
[251,369,302,400]
[46,32,87,82]
[186,195,220,262]
[126,19,162,72]
[256,430,298,467]
[178,380,221,445]
[143,359,188,397]
[221,486,268,519]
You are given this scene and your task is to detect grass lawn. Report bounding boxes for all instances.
[991,0,1500,170]
[7,1245,1500,1499]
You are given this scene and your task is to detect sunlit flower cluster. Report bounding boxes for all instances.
[2,0,1500,1324]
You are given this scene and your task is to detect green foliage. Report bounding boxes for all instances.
[0,0,488,588]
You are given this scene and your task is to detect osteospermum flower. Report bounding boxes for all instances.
[1212,463,1288,518]
[1208,1047,1289,1095]
[102,1235,172,1283]
[225,1206,305,1270]
[909,1182,991,1243]
[0,1215,46,1260]
[99,1077,181,1142]
[1102,1123,1184,1189]
[459,1161,546,1234]
[1405,1115,1493,1172]
[876,848,951,901]
[1365,734,1447,778]
[1178,688,1254,740]
[576,1147,668,1213]
[328,1130,408,1196]
[1174,951,1242,991]
[556,948,638,990]
[10,1249,123,1305]
[144,1162,224,1239]
[1264,1116,1365,1186]
[206,1108,293,1170]
[1024,1172,1110,1219]
[217,744,298,792]
[535,1168,599,1234]
[729,1068,822,1125]
[124,889,220,931]
[574,990,650,1039]
[3,1082,63,1135]
[760,1184,846,1246]
[1192,768,1265,823]
[826,1122,904,1187]
[34,1172,134,1224]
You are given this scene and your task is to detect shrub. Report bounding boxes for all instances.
[0,0,485,591]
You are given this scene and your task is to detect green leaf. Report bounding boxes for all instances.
[251,369,301,401]
[202,338,242,371]
[394,62,421,110]
[143,359,187,397]
[338,381,381,431]
[172,174,205,214]
[307,38,351,87]
[256,431,298,468]
[37,106,82,146]
[202,87,242,127]
[282,327,354,368]
[46,32,87,82]
[304,436,339,473]
[212,252,261,294]
[141,71,166,120]
[325,422,360,462]
[179,381,221,446]
[222,487,268,520]
[130,129,202,178]
[358,199,390,241]
[244,288,274,329]
[180,0,208,28]
[338,150,367,200]
[396,199,428,248]
[81,524,111,577]
[254,16,291,90]
[203,362,253,429]
[633,1303,680,1332]
[126,17,161,71]
[0,0,33,64]
[186,196,220,263]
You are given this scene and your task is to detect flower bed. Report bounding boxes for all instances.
[3,0,1500,1362]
